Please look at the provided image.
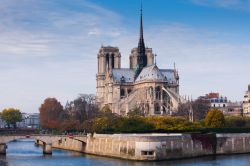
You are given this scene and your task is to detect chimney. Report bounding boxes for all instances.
[248,84,250,91]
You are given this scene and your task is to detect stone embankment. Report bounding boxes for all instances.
[47,133,250,160]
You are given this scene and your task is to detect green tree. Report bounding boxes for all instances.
[205,109,225,128]
[225,116,246,128]
[1,108,22,128]
[117,117,154,133]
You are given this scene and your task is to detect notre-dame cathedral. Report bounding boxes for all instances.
[96,10,184,116]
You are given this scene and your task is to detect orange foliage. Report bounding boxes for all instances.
[39,98,64,130]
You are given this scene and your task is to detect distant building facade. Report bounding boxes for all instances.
[96,10,184,116]
[200,92,242,116]
[203,92,228,110]
[0,117,6,128]
[16,113,40,129]
[224,102,243,116]
[243,85,250,116]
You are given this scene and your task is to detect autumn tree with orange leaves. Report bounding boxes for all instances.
[39,98,65,130]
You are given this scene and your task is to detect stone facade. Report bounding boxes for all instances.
[48,133,250,161]
[96,11,184,116]
[243,85,250,116]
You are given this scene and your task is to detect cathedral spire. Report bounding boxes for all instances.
[139,4,144,50]
[135,2,147,78]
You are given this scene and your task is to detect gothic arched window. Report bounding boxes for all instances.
[120,89,125,98]
[156,86,161,100]
[154,103,160,114]
[106,53,109,68]
[111,54,115,68]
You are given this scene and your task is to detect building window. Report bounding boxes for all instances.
[120,76,125,82]
[141,151,154,156]
[120,89,125,98]
[156,86,161,100]
[106,53,109,67]
[155,103,160,113]
[111,54,115,68]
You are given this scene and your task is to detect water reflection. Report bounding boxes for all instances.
[2,139,250,166]
[0,155,8,166]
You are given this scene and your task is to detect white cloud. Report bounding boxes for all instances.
[191,0,250,10]
[0,0,123,112]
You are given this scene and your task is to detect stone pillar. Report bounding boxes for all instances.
[160,87,163,114]
[43,143,52,155]
[0,143,7,155]
[34,140,39,146]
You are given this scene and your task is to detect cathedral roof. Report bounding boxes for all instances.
[135,65,167,82]
[112,68,135,83]
[160,69,176,84]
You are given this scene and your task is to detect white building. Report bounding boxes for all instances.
[25,113,40,129]
[0,117,6,128]
[243,85,250,116]
[16,113,40,129]
[224,102,243,116]
[205,92,228,110]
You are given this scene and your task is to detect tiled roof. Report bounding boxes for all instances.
[112,68,135,83]
[160,69,176,83]
[112,66,176,84]
[135,65,167,82]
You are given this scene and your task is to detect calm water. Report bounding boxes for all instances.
[0,139,249,166]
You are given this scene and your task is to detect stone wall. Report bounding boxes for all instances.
[47,133,250,161]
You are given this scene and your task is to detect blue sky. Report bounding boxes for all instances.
[0,0,250,113]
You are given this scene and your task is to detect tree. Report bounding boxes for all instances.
[1,108,22,128]
[192,98,210,121]
[205,109,225,128]
[39,98,64,129]
[175,103,190,120]
[60,120,81,132]
[65,94,98,122]
[175,98,210,121]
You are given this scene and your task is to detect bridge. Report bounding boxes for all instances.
[0,134,87,155]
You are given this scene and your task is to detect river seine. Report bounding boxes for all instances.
[0,139,249,166]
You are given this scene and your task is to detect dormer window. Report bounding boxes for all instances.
[120,76,125,82]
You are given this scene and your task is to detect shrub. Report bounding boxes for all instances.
[117,117,154,133]
[101,105,111,113]
[127,107,144,117]
[204,109,225,128]
[225,116,246,128]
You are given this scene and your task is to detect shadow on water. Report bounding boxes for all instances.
[3,139,250,166]
[0,155,8,166]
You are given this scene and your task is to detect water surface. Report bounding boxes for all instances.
[0,139,249,166]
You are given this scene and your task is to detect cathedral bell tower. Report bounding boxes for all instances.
[96,46,121,105]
